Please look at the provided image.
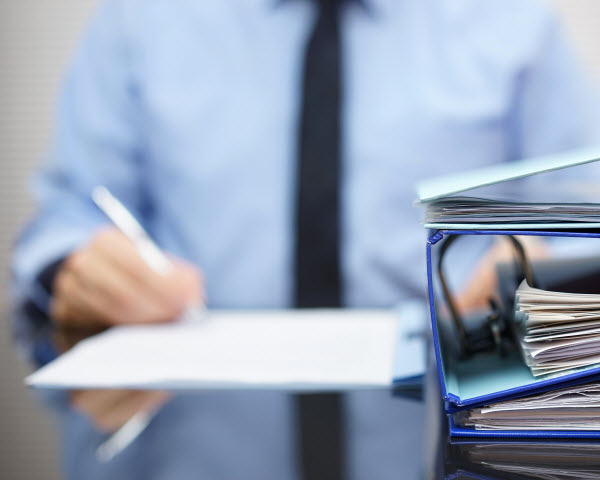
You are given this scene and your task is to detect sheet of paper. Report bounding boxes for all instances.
[515,280,600,376]
[27,310,402,391]
[455,381,600,431]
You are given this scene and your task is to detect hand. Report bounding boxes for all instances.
[71,389,171,433]
[51,227,203,327]
[455,236,549,313]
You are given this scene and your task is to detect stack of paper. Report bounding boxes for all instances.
[454,381,600,431]
[423,195,600,226]
[515,281,600,377]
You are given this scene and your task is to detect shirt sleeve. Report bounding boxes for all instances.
[10,0,145,363]
[508,6,600,158]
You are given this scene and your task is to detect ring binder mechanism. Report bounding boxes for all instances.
[437,234,534,358]
[418,146,600,438]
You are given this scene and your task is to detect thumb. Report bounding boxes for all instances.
[171,260,205,305]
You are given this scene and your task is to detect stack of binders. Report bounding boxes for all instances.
[418,146,600,438]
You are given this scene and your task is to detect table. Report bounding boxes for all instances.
[30,324,600,479]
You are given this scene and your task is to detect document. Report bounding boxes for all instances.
[515,281,600,376]
[454,381,600,431]
[27,310,402,391]
[422,195,600,226]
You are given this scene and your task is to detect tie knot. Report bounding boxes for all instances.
[314,0,345,12]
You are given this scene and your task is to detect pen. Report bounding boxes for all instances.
[92,186,206,322]
[91,186,205,462]
[95,408,157,463]
[92,186,172,273]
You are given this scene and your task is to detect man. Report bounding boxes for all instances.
[12,0,600,479]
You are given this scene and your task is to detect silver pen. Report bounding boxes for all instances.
[91,186,205,462]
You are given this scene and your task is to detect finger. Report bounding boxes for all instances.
[73,228,202,322]
[170,259,205,304]
[51,270,112,327]
[72,390,170,433]
[52,326,107,353]
[92,233,186,316]
[71,389,125,417]
[97,391,170,432]
[72,390,142,433]
[68,248,181,324]
[51,296,104,328]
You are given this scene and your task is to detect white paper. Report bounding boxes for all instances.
[27,310,401,391]
[456,381,600,431]
[515,280,600,376]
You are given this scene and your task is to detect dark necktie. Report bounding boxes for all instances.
[294,0,345,479]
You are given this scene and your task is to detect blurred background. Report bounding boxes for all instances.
[1,1,600,478]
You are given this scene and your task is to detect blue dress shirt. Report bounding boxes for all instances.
[11,0,600,478]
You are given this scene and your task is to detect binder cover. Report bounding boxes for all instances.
[417,146,600,203]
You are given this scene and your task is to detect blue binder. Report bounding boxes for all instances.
[427,229,600,438]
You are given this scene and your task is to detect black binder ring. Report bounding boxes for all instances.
[437,234,536,357]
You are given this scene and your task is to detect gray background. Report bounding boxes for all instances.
[1,1,600,478]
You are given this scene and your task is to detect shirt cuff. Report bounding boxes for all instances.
[13,257,66,367]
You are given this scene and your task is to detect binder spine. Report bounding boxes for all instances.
[427,237,449,400]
